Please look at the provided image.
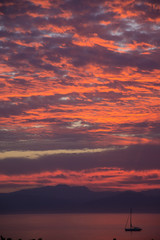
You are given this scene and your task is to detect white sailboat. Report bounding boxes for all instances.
[125,208,142,232]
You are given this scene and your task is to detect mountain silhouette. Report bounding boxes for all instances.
[0,184,159,213]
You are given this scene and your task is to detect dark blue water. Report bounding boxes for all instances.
[0,213,160,240]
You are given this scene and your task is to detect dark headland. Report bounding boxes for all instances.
[0,184,160,214]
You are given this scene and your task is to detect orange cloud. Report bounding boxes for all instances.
[0,168,160,192]
[29,0,52,8]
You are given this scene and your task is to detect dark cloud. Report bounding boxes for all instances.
[119,175,160,187]
[0,144,159,176]
[0,101,26,117]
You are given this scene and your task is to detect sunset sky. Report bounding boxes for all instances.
[0,0,160,193]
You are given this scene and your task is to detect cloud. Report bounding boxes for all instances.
[0,167,160,193]
[0,0,160,192]
[0,147,117,160]
[0,145,159,176]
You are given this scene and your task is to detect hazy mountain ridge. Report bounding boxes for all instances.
[0,184,159,213]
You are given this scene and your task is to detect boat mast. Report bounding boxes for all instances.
[130,208,132,228]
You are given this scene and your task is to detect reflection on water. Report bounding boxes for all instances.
[0,213,160,240]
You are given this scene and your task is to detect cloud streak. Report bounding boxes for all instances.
[0,147,120,159]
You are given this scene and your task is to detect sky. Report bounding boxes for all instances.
[0,0,160,193]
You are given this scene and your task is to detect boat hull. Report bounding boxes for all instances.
[125,227,142,232]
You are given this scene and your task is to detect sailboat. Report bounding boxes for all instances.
[125,208,142,232]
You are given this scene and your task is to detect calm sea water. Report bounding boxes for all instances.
[0,213,160,240]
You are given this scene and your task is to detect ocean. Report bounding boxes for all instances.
[0,213,160,240]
